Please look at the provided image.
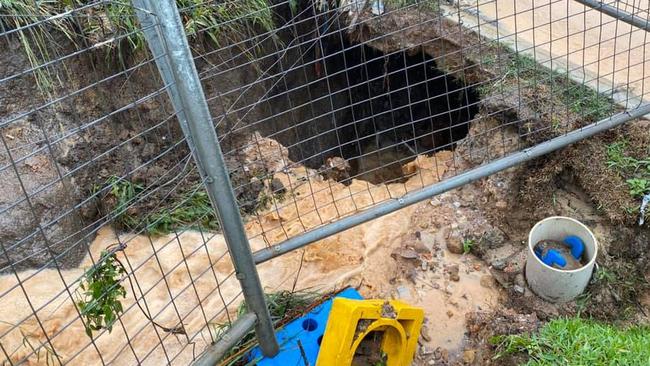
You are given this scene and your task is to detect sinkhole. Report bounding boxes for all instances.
[266,33,480,184]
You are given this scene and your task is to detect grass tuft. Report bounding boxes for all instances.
[492,317,650,365]
[606,140,650,198]
[1,0,275,94]
[212,290,321,366]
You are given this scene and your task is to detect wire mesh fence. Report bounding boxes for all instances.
[0,0,648,364]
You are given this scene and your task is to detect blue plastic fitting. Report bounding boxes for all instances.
[563,235,585,260]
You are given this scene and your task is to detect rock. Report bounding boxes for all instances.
[446,238,464,254]
[480,274,495,288]
[433,347,449,362]
[514,273,526,288]
[270,177,285,194]
[420,325,432,342]
[491,258,507,270]
[395,285,412,300]
[513,285,525,294]
[462,349,476,364]
[420,261,429,271]
[446,310,454,318]
[447,264,460,281]
[399,248,419,259]
[418,231,436,252]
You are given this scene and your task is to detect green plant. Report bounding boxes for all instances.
[214,290,321,365]
[462,238,474,254]
[1,0,275,94]
[627,178,650,198]
[104,176,143,229]
[384,0,440,13]
[76,250,127,337]
[492,317,650,365]
[606,140,650,200]
[146,188,219,235]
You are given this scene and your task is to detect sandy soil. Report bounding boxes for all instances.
[0,139,501,365]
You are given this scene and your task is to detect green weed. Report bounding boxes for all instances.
[482,52,616,122]
[492,317,650,365]
[606,140,650,199]
[146,189,219,235]
[104,176,143,230]
[462,238,474,254]
[76,250,127,337]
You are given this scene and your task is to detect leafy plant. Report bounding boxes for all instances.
[77,250,127,337]
[606,140,650,200]
[627,178,650,198]
[146,188,219,235]
[492,317,650,365]
[462,238,474,254]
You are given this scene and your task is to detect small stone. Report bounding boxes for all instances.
[514,273,526,288]
[491,258,507,270]
[421,261,429,271]
[419,222,429,229]
[473,263,482,271]
[447,264,460,281]
[270,177,286,194]
[446,310,454,318]
[513,284,525,294]
[421,325,432,342]
[396,285,412,300]
[399,248,419,259]
[445,284,454,294]
[446,238,464,254]
[495,200,508,209]
[480,274,495,288]
[462,349,476,364]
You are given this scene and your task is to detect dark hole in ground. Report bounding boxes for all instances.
[264,15,479,184]
[328,40,480,184]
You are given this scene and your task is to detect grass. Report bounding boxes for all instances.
[479,51,617,124]
[146,189,220,235]
[492,317,650,365]
[213,290,321,366]
[462,238,474,254]
[384,0,440,14]
[606,140,650,198]
[1,0,275,94]
[102,175,285,236]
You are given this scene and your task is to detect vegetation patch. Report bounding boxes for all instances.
[0,0,275,93]
[492,317,650,365]
[480,52,617,124]
[214,290,321,366]
[606,140,650,199]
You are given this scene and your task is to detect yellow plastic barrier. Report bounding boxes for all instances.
[316,298,424,366]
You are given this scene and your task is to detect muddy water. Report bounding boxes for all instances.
[0,150,499,365]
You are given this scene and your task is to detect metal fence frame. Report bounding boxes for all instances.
[126,0,650,363]
[0,0,647,364]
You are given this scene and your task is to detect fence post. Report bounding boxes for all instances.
[132,0,280,358]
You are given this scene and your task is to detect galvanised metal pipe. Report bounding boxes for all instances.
[193,312,257,366]
[575,0,650,32]
[137,0,279,357]
[253,103,650,264]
